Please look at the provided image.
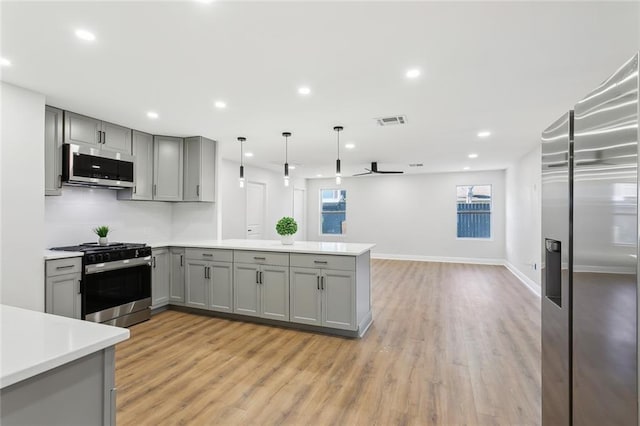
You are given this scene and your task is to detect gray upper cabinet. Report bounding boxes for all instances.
[45,106,63,196]
[153,136,184,201]
[64,111,101,148]
[64,111,132,155]
[118,131,154,201]
[183,136,216,202]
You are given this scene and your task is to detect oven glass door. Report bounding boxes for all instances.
[83,264,151,317]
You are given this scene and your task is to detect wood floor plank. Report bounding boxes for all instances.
[115,259,541,425]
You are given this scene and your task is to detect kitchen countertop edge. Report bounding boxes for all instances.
[148,240,376,256]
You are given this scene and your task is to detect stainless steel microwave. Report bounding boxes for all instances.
[62,143,135,189]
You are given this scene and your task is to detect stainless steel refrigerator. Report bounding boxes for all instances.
[542,52,639,425]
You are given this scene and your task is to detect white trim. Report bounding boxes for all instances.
[504,261,541,297]
[371,252,504,266]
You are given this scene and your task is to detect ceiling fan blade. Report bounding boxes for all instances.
[376,170,404,174]
[352,171,372,176]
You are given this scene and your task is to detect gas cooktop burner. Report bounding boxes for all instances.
[50,242,151,265]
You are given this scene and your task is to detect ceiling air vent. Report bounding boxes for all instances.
[375,115,407,126]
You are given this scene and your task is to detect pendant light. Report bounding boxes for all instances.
[333,126,343,185]
[237,137,246,188]
[282,132,291,187]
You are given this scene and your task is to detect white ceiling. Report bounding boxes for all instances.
[1,1,639,178]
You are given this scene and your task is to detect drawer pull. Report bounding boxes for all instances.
[202,253,213,257]
[56,265,75,270]
[254,256,266,260]
[314,260,328,264]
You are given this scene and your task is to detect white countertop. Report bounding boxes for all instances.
[150,239,375,256]
[43,249,84,260]
[0,305,129,389]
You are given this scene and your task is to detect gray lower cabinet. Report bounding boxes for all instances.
[209,261,233,312]
[153,136,184,201]
[170,248,185,304]
[233,262,289,321]
[185,259,208,309]
[183,136,216,202]
[44,106,63,196]
[151,248,170,308]
[45,257,83,319]
[290,267,356,331]
[185,249,233,311]
[118,130,154,201]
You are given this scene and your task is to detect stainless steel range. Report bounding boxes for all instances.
[51,242,152,327]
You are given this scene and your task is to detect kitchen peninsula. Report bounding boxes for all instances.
[150,239,375,337]
[0,305,129,425]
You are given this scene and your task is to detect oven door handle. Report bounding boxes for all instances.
[85,256,152,274]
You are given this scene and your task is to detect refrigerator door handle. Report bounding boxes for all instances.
[544,238,562,308]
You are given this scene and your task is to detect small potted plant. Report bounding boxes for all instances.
[93,225,110,246]
[276,217,297,245]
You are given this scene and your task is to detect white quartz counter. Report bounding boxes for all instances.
[43,249,84,260]
[150,239,375,256]
[0,305,129,389]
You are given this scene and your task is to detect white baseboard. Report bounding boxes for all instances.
[504,261,541,297]
[371,253,541,297]
[371,253,505,266]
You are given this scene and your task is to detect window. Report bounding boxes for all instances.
[320,189,347,235]
[457,185,492,238]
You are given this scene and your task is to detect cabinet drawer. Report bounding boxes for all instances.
[46,257,83,277]
[234,250,289,267]
[185,248,233,263]
[290,253,355,271]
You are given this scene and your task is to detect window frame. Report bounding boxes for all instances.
[319,188,347,237]
[455,184,493,241]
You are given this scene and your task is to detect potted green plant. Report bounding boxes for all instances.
[276,217,297,245]
[93,225,110,246]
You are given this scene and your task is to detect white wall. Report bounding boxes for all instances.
[44,186,174,246]
[1,82,46,311]
[505,145,541,292]
[306,170,506,262]
[220,159,305,240]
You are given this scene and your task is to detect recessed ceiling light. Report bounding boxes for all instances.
[75,29,96,42]
[214,101,227,109]
[477,130,491,138]
[244,152,253,157]
[316,174,323,178]
[463,166,470,171]
[406,68,421,79]
[289,165,296,170]
[468,153,479,159]
[146,111,159,119]
[0,57,12,67]
[298,86,311,95]
[345,143,355,149]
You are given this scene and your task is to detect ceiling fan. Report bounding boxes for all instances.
[353,162,404,176]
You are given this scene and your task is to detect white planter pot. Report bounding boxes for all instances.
[280,234,295,245]
[98,237,108,246]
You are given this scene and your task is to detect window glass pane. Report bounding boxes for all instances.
[321,189,347,235]
[457,185,491,238]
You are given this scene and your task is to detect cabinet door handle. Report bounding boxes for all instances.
[152,256,156,268]
[260,271,263,284]
[78,279,82,294]
[253,256,266,261]
[56,264,75,270]
[256,270,260,284]
[180,255,183,267]
[321,276,325,290]
[133,185,137,194]
[58,174,63,188]
[202,253,213,257]
[314,260,328,265]
[196,185,200,196]
[204,267,208,279]
[102,131,106,144]
[97,130,102,144]
[317,275,320,290]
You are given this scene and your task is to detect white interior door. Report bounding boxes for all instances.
[293,188,306,241]
[246,182,266,239]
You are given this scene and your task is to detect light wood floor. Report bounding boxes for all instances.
[115,260,541,425]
